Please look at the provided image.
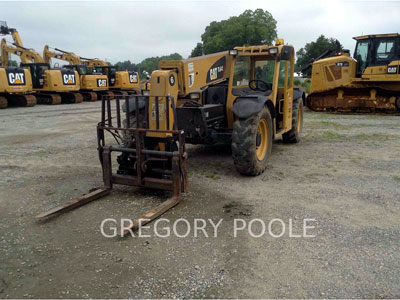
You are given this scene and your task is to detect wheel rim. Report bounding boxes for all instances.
[297,104,303,133]
[256,119,268,161]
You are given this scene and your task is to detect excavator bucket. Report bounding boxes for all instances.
[37,94,187,235]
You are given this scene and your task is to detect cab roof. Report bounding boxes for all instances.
[353,33,400,40]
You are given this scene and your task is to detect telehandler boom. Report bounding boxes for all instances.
[37,40,305,235]
[307,33,400,113]
[43,45,110,101]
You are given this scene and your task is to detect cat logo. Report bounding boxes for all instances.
[63,74,76,85]
[206,56,226,83]
[97,79,107,87]
[129,72,138,84]
[8,72,25,85]
[387,66,397,74]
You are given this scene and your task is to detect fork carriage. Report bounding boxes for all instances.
[37,94,187,235]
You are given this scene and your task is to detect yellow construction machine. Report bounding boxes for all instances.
[37,40,305,234]
[0,21,36,108]
[0,22,81,104]
[83,58,141,95]
[306,33,400,113]
[43,46,110,101]
[0,64,36,108]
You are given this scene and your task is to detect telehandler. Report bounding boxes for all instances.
[0,22,82,104]
[307,33,400,113]
[37,40,304,234]
[83,58,141,95]
[43,46,110,101]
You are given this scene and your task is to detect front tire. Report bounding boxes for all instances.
[232,107,273,176]
[283,98,303,143]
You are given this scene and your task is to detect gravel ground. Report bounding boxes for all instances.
[0,102,399,298]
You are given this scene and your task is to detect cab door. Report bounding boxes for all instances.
[276,47,294,134]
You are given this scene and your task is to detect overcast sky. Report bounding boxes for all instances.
[1,0,399,65]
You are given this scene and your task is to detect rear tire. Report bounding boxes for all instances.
[283,98,303,143]
[232,107,273,176]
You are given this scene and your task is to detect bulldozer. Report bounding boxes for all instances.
[37,39,305,234]
[43,45,110,101]
[306,33,400,113]
[83,58,141,95]
[0,22,82,104]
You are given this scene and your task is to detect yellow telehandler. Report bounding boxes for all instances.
[37,40,305,234]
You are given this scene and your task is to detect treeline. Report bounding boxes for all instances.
[114,53,182,77]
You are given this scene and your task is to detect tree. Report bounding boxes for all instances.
[114,60,138,71]
[8,60,18,67]
[197,9,277,55]
[137,53,182,74]
[295,35,343,76]
[190,43,203,58]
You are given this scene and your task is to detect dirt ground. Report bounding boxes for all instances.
[0,102,399,298]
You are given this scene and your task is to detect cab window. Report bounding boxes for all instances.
[375,39,395,63]
[255,60,275,84]
[233,57,250,86]
[354,41,369,73]
[278,60,287,88]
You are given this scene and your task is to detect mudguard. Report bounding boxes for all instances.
[232,95,272,119]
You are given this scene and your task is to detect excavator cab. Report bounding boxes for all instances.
[94,66,117,86]
[20,63,49,89]
[64,64,89,76]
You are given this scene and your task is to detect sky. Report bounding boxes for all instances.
[1,0,400,65]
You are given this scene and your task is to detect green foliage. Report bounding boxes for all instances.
[114,60,138,72]
[196,9,277,55]
[138,53,182,74]
[190,43,203,58]
[295,35,343,76]
[294,78,310,93]
[8,60,18,67]
[114,53,183,79]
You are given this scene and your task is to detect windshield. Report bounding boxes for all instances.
[233,57,250,86]
[255,60,275,85]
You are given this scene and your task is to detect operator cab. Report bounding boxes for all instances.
[20,63,50,89]
[64,64,89,76]
[353,33,400,76]
[94,66,117,86]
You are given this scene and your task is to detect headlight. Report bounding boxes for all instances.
[269,47,278,54]
[229,49,238,56]
[189,92,200,100]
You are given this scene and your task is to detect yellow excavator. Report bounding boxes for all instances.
[83,58,141,95]
[0,22,82,104]
[43,46,110,101]
[0,22,36,108]
[306,33,400,113]
[37,40,305,234]
[0,62,36,108]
